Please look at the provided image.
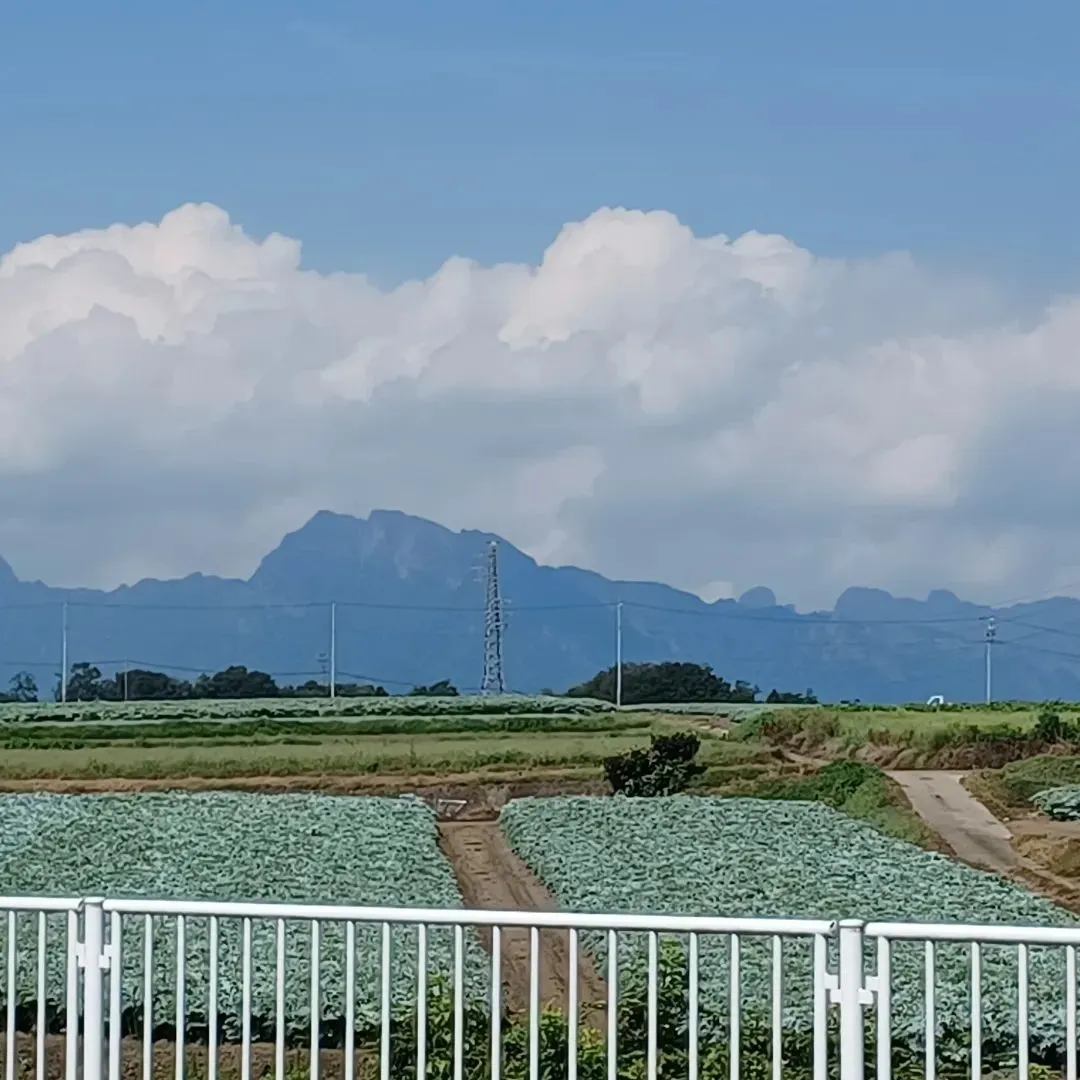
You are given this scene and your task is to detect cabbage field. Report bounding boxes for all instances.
[501,795,1077,1059]
[1032,786,1080,820]
[0,793,479,1033]
[0,693,613,724]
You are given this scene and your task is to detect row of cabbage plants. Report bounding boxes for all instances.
[501,795,1078,1065]
[1032,785,1080,820]
[0,792,483,1033]
[0,693,613,724]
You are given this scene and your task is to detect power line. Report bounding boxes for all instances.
[997,639,1080,663]
[0,593,1065,628]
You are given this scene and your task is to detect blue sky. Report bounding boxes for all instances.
[6,0,1080,606]
[3,0,1079,287]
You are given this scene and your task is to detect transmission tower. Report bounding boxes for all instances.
[480,540,507,694]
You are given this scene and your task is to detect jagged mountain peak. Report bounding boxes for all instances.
[2,509,1080,701]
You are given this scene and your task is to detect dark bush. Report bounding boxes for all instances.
[604,732,704,796]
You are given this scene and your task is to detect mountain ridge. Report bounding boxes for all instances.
[0,509,1075,703]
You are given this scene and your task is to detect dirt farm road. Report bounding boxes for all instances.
[887,770,1019,873]
[437,821,607,1020]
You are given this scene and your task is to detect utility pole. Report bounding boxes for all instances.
[984,615,996,704]
[615,601,623,707]
[60,601,68,704]
[480,541,506,695]
[123,660,129,703]
[329,602,337,700]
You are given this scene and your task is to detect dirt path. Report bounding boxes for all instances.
[887,770,1019,872]
[437,822,606,1020]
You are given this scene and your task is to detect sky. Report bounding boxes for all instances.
[2,1,1080,609]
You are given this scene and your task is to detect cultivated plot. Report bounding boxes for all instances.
[0,793,476,1030]
[501,795,1078,1056]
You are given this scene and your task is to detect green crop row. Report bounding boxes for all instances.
[500,795,1077,1062]
[0,793,484,1033]
[1032,786,1080,821]
[0,694,614,725]
[0,711,647,749]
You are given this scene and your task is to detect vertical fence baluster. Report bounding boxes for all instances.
[455,924,466,1080]
[66,912,79,1080]
[380,924,391,1080]
[141,915,153,1080]
[689,934,700,1080]
[606,930,618,1080]
[1068,944,1077,1080]
[876,937,892,1080]
[36,912,47,1080]
[174,916,185,1080]
[1018,943,1029,1080]
[241,919,252,1080]
[414,924,425,1080]
[6,911,16,1080]
[491,927,502,1080]
[208,917,218,1080]
[310,922,321,1080]
[729,933,741,1080]
[969,942,981,1080]
[812,934,827,1080]
[924,941,936,1080]
[529,927,539,1080]
[275,920,286,1080]
[109,913,122,1080]
[568,929,579,1080]
[647,932,658,1080]
[346,923,356,1080]
[771,936,783,1080]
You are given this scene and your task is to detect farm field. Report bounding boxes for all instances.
[0,708,767,785]
[0,793,476,1031]
[501,794,1076,1062]
[0,730,651,780]
[0,694,615,724]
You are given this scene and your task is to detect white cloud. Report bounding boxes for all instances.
[0,201,1076,608]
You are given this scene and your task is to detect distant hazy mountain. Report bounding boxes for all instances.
[0,509,1077,704]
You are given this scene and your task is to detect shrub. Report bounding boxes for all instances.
[603,733,704,796]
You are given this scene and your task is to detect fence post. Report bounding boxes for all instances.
[837,919,867,1080]
[82,898,108,1080]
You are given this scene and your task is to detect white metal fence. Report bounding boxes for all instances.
[1,897,1079,1080]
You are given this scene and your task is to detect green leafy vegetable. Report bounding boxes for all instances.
[501,795,1078,1059]
[0,793,481,1035]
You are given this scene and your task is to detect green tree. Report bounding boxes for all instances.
[568,661,758,705]
[193,665,279,699]
[112,669,192,700]
[65,662,105,702]
[7,670,37,703]
[410,679,459,697]
[765,687,819,705]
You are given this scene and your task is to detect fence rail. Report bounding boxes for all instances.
[1,896,1079,1080]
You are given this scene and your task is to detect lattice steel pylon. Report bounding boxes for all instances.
[480,540,507,694]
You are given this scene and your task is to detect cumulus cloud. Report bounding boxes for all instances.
[0,202,1076,608]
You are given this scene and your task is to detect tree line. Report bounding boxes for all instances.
[0,659,815,705]
[565,661,817,706]
[0,666,463,703]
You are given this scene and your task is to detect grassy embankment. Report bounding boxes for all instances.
[735,703,1080,769]
[967,755,1080,819]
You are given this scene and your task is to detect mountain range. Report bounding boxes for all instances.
[1,509,1079,704]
